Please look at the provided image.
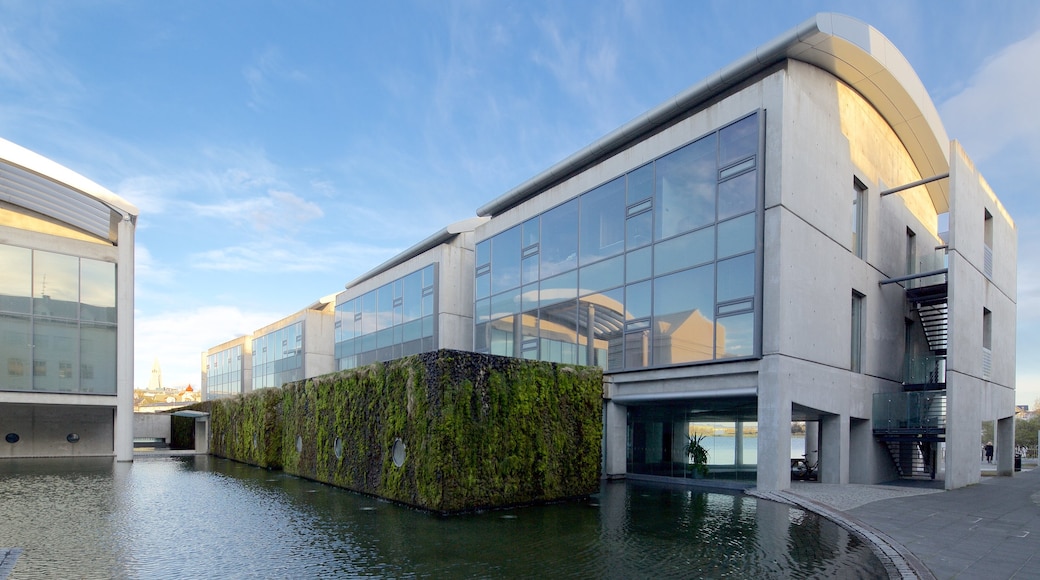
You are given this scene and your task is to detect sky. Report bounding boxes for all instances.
[1,1,1038,403]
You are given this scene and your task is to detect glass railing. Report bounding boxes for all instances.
[905,353,945,385]
[906,240,948,290]
[872,390,946,432]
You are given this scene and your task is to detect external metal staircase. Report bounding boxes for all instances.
[875,269,949,480]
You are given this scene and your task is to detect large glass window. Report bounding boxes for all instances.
[335,264,437,371]
[0,246,118,394]
[252,321,304,389]
[474,112,762,371]
[205,344,243,399]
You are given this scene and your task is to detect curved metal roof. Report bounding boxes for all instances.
[0,137,139,244]
[477,12,950,217]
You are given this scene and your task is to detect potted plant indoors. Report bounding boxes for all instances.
[687,434,709,477]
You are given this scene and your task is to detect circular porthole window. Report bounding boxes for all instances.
[334,437,343,460]
[295,435,303,454]
[66,433,80,443]
[392,438,406,468]
[5,433,19,444]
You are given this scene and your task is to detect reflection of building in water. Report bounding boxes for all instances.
[200,14,1017,492]
[0,137,138,460]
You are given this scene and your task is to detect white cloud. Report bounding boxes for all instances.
[243,45,308,111]
[188,189,324,232]
[940,28,1040,163]
[190,239,395,275]
[134,305,282,390]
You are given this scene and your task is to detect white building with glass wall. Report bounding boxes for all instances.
[471,13,1015,491]
[335,218,486,370]
[201,13,1016,492]
[0,138,138,460]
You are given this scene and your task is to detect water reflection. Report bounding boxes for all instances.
[0,456,884,579]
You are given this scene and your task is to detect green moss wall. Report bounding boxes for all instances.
[205,350,602,513]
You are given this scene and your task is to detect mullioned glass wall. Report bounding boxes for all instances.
[335,264,436,370]
[474,112,761,371]
[0,244,117,394]
[205,344,244,398]
[252,322,303,390]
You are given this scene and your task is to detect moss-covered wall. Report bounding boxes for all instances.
[202,350,603,513]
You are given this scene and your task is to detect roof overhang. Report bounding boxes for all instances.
[476,12,950,217]
[0,138,139,244]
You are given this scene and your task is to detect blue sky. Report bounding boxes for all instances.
[1,1,1038,403]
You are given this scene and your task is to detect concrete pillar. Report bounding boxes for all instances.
[997,416,1014,476]
[819,414,849,484]
[603,401,627,478]
[756,391,791,491]
[804,421,819,467]
[944,374,982,489]
[735,420,744,466]
[114,215,135,462]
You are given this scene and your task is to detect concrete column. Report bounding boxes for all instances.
[114,215,135,462]
[603,401,627,478]
[997,415,1014,476]
[804,421,819,467]
[819,414,849,484]
[944,374,983,489]
[735,420,744,466]
[756,391,791,491]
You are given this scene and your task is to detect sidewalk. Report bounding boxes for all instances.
[780,466,1040,579]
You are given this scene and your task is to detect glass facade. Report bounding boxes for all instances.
[205,344,244,398]
[252,322,303,390]
[474,112,762,371]
[0,244,117,394]
[335,264,436,370]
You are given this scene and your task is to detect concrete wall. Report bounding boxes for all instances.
[0,404,115,457]
[134,412,172,442]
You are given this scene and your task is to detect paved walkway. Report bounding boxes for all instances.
[757,464,1040,579]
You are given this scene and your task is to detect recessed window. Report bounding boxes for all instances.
[851,291,865,373]
[5,433,19,444]
[66,433,80,443]
[852,179,866,258]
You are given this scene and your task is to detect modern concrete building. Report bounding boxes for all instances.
[252,295,336,390]
[471,13,1016,491]
[200,13,1016,492]
[201,334,252,400]
[0,138,138,460]
[334,217,486,370]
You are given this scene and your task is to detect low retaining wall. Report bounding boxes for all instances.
[200,350,603,513]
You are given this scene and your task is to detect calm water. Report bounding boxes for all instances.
[0,456,884,579]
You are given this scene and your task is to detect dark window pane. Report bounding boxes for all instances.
[580,177,626,264]
[655,135,716,240]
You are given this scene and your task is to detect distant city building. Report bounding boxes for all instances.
[0,138,138,460]
[201,13,1016,491]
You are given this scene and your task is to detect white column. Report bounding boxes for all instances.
[114,215,135,462]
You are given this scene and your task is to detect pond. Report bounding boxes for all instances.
[0,455,885,579]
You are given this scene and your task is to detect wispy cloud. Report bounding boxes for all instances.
[940,28,1040,163]
[189,238,396,274]
[135,305,284,389]
[244,45,308,111]
[188,189,323,232]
